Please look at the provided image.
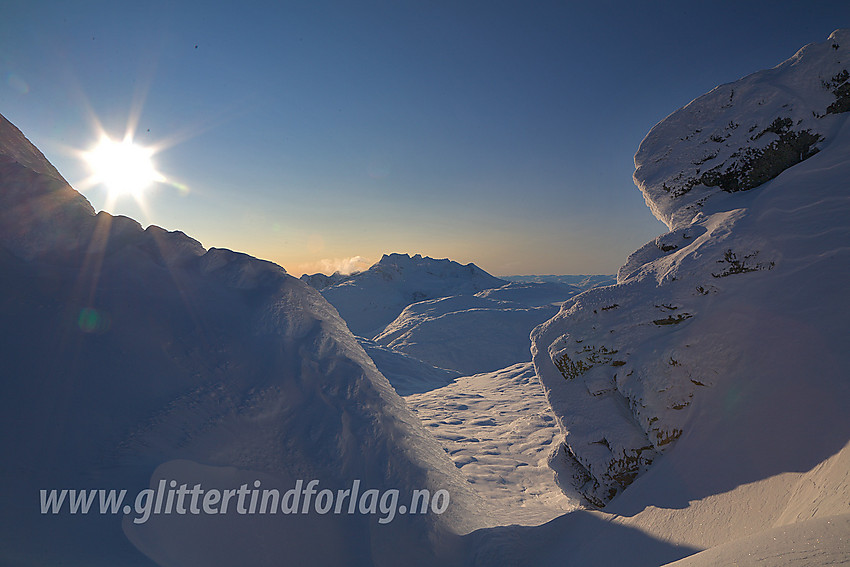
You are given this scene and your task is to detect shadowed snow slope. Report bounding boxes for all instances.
[358,338,460,396]
[663,514,850,567]
[0,113,486,566]
[521,29,849,564]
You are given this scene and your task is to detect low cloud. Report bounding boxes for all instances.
[300,256,371,276]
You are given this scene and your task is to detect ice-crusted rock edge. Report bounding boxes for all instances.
[532,29,850,507]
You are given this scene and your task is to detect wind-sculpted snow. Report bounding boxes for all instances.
[635,29,850,230]
[0,114,485,566]
[0,115,95,260]
[4,28,850,566]
[404,363,578,525]
[533,30,850,507]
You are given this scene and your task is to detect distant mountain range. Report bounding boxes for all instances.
[302,253,612,379]
[302,252,508,337]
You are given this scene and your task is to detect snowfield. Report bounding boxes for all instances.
[1,28,849,567]
[404,363,577,525]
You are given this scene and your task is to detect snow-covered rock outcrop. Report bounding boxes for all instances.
[532,30,850,507]
[317,253,507,337]
[635,29,850,230]
[0,114,483,565]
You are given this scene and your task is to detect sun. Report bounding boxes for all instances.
[83,135,165,201]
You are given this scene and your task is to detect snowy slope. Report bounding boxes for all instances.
[358,338,460,395]
[318,253,507,337]
[0,114,488,566]
[460,440,850,567]
[662,514,850,567]
[473,281,582,307]
[374,295,562,376]
[501,274,616,290]
[314,257,590,380]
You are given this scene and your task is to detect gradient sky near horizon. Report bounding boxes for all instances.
[2,1,848,276]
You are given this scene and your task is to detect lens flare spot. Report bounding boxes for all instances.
[78,308,111,334]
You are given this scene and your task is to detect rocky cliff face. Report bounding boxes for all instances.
[531,30,850,507]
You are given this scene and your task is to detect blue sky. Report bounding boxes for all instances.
[2,1,848,275]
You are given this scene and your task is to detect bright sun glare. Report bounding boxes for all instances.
[83,136,164,201]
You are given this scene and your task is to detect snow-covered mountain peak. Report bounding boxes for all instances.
[372,252,502,283]
[635,29,850,230]
[317,253,507,337]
